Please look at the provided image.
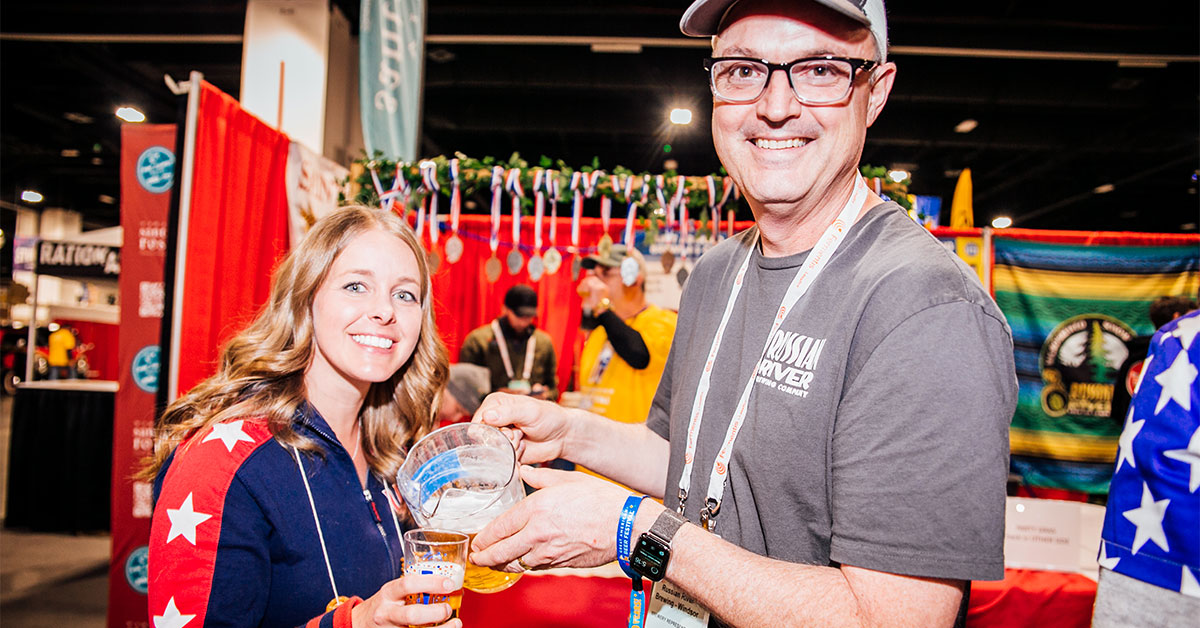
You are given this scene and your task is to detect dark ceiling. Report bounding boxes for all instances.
[2,1,1198,233]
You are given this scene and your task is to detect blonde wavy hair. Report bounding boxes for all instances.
[140,205,448,481]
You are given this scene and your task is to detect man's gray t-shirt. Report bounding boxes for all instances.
[647,202,1016,581]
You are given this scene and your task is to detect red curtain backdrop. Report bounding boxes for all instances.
[174,81,291,395]
[110,122,175,628]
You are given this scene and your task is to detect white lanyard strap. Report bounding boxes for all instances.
[293,446,340,600]
[491,319,536,381]
[677,177,870,532]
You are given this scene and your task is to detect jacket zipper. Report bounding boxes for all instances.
[363,488,399,577]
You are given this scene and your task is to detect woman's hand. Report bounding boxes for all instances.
[352,574,462,628]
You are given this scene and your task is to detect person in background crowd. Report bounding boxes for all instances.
[576,244,677,424]
[437,363,492,425]
[143,206,460,628]
[469,1,1016,626]
[1110,295,1197,427]
[459,284,558,400]
[1094,308,1200,626]
[47,324,76,379]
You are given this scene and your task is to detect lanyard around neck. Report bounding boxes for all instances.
[491,319,536,381]
[676,177,870,532]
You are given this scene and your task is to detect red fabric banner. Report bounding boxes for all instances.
[109,123,176,628]
[174,81,291,396]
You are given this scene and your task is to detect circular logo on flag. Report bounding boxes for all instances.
[1039,314,1134,418]
[133,345,161,393]
[124,545,150,594]
[136,146,175,194]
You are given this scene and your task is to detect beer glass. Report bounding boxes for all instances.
[402,529,468,624]
[396,423,525,593]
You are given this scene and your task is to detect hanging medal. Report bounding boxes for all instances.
[588,171,611,258]
[543,170,563,274]
[677,192,691,287]
[569,171,583,281]
[444,158,465,263]
[527,170,546,281]
[715,176,735,241]
[505,168,525,275]
[485,166,504,283]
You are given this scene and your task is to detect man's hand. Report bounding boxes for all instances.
[473,392,573,465]
[469,466,636,571]
[577,275,610,311]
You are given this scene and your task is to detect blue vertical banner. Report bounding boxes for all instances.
[360,0,425,161]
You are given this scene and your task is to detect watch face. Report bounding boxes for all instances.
[631,535,670,581]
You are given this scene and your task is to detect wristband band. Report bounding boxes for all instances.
[617,494,648,578]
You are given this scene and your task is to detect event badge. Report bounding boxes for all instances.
[645,581,710,628]
[444,234,464,263]
[507,249,524,275]
[527,254,545,281]
[598,233,614,258]
[660,250,675,274]
[485,255,502,283]
[543,247,562,274]
[506,379,532,394]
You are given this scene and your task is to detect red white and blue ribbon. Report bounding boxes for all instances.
[547,171,559,245]
[506,168,524,249]
[489,166,504,254]
[449,158,462,235]
[532,170,545,253]
[419,160,439,244]
[569,171,582,248]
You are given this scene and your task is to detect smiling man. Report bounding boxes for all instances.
[469,2,1017,626]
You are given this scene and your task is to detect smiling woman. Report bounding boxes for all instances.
[139,206,463,628]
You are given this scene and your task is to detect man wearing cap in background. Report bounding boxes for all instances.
[577,244,678,425]
[438,363,493,425]
[471,1,1015,626]
[460,284,558,400]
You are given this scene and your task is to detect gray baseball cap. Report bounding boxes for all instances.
[446,363,491,415]
[680,0,888,62]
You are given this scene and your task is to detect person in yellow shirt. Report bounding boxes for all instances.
[577,245,677,425]
[47,325,76,380]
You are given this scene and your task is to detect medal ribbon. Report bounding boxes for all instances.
[570,172,583,248]
[547,171,560,245]
[533,170,545,252]
[507,168,524,249]
[489,166,504,254]
[676,177,870,532]
[449,158,462,235]
[419,160,440,244]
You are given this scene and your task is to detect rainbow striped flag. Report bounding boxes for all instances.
[995,231,1199,494]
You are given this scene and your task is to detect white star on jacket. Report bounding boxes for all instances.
[1115,418,1145,473]
[166,493,212,545]
[1155,350,1197,414]
[1181,565,1200,599]
[1098,542,1120,570]
[1163,426,1200,493]
[1122,482,1171,554]
[154,596,195,628]
[1171,314,1200,351]
[202,419,255,452]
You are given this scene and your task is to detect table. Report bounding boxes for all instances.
[458,566,1097,627]
[5,381,116,532]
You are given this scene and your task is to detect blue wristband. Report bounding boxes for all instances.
[617,495,648,579]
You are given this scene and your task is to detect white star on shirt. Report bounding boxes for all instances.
[1181,566,1200,598]
[166,493,212,545]
[202,420,254,453]
[1163,426,1200,493]
[154,596,196,628]
[1171,314,1200,351]
[1155,350,1197,414]
[1097,542,1120,570]
[1122,482,1171,555]
[1115,418,1145,473]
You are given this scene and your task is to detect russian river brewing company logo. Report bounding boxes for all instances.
[132,345,160,393]
[1040,314,1133,418]
[755,330,827,398]
[136,146,175,193]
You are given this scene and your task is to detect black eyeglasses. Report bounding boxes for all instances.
[704,56,878,104]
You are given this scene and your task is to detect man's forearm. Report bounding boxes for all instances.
[560,409,669,496]
[631,503,963,628]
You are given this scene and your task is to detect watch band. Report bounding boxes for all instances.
[647,508,688,546]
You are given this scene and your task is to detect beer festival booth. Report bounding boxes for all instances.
[64,75,1198,628]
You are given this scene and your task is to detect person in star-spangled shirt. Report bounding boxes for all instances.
[1095,308,1200,626]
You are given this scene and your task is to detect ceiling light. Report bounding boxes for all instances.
[887,169,909,183]
[21,190,44,203]
[669,108,692,125]
[954,119,978,134]
[991,216,1013,228]
[116,106,146,123]
[663,159,679,171]
[61,149,80,157]
[99,194,116,205]
[1093,183,1115,194]
[92,157,104,166]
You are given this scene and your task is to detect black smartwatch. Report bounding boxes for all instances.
[630,509,688,581]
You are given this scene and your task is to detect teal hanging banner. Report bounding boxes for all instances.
[360,0,425,161]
